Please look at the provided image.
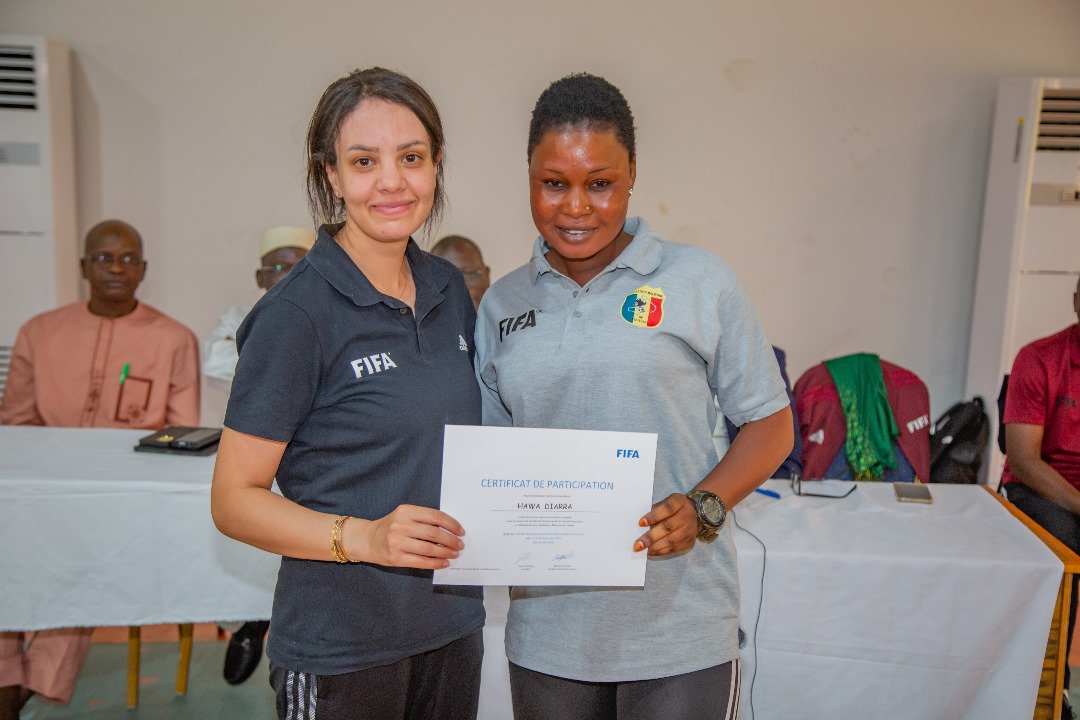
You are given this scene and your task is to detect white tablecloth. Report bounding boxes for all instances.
[479,481,1063,720]
[732,479,1061,720]
[0,427,277,629]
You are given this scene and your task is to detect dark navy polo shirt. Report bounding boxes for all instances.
[226,224,484,676]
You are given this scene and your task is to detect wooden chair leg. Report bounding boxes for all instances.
[176,623,193,695]
[126,626,140,709]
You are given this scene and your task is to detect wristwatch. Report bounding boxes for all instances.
[686,489,727,543]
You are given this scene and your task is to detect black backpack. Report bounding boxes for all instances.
[929,397,991,484]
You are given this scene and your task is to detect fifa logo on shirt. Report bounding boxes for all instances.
[498,310,537,341]
[350,352,398,378]
[906,414,929,433]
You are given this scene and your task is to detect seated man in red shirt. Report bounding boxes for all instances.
[0,219,200,719]
[1002,276,1080,719]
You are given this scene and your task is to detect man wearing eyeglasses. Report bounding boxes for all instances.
[0,219,200,717]
[0,219,200,430]
[430,234,490,310]
[203,226,315,388]
[200,225,313,688]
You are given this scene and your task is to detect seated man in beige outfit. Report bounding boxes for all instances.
[0,219,200,718]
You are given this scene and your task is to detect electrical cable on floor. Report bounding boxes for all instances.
[731,509,765,720]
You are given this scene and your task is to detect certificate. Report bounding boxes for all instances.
[433,425,657,587]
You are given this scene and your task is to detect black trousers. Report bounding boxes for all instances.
[508,659,741,720]
[1004,482,1080,690]
[270,629,483,720]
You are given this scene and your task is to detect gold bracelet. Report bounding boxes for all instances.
[329,516,344,563]
[331,516,349,563]
[330,515,354,563]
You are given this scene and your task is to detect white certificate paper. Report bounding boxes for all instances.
[433,425,658,587]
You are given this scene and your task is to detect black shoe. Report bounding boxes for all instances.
[223,621,270,685]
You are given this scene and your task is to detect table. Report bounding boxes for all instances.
[730,479,1063,720]
[0,426,280,706]
[988,487,1080,720]
[0,427,277,630]
[477,480,1064,720]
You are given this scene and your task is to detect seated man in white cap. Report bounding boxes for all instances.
[204,226,315,386]
[202,226,314,686]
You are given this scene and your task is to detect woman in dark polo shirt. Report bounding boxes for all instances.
[211,67,484,720]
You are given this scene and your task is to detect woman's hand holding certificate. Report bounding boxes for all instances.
[433,425,657,586]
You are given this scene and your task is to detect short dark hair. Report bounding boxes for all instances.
[305,67,447,232]
[527,73,636,163]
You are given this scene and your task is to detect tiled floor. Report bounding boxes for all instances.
[20,626,275,719]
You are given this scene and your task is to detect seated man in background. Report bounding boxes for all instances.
[203,226,314,386]
[202,225,314,686]
[0,219,200,718]
[1002,276,1080,719]
[430,234,490,309]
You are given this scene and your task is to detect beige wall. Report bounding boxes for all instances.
[5,0,1080,420]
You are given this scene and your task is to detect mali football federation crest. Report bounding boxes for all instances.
[621,286,665,328]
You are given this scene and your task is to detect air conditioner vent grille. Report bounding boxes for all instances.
[1038,88,1080,151]
[0,44,36,111]
[0,345,11,401]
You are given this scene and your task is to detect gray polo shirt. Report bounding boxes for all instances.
[475,216,787,681]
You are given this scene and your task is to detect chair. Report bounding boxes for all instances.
[793,355,931,482]
[125,624,195,708]
[997,374,1010,455]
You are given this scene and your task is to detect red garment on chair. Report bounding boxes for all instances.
[794,358,931,482]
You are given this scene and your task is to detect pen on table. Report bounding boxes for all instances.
[119,362,130,386]
[754,488,781,499]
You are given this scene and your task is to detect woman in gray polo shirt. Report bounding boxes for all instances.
[211,68,485,720]
[474,73,793,719]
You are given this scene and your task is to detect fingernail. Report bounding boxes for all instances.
[451,550,460,558]
[633,541,644,552]
[638,518,648,527]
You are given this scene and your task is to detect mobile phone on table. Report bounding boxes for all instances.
[171,427,222,450]
[894,482,933,504]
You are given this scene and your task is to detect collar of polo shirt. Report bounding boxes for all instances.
[530,217,663,284]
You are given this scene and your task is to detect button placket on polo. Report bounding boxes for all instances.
[555,266,618,347]
[554,276,584,341]
[386,302,424,355]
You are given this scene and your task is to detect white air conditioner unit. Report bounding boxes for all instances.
[0,35,78,398]
[965,76,1080,487]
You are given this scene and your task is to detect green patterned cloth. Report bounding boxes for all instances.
[824,353,899,480]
